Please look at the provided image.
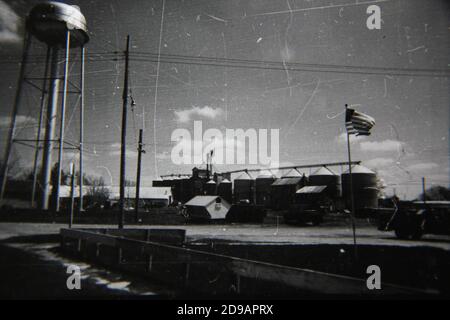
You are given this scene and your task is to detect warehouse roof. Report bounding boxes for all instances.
[59,186,172,200]
[58,186,87,198]
[109,186,172,200]
[185,195,223,207]
[297,185,327,194]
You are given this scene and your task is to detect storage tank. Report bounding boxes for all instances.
[270,175,307,210]
[341,165,378,212]
[282,169,303,178]
[233,172,255,204]
[218,179,232,203]
[205,180,217,196]
[255,171,276,206]
[27,2,89,48]
[309,167,341,199]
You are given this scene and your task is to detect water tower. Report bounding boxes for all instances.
[0,1,89,212]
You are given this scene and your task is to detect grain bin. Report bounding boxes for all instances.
[282,169,303,178]
[255,171,276,207]
[341,165,378,212]
[233,172,255,204]
[218,179,232,203]
[270,175,307,210]
[205,179,217,196]
[309,167,341,199]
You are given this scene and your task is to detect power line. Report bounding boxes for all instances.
[127,54,450,78]
[1,51,448,77]
[130,51,448,75]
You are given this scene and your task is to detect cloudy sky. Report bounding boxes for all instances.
[0,0,449,199]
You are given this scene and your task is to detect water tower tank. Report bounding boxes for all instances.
[233,172,255,203]
[341,165,378,211]
[27,1,89,47]
[309,167,341,199]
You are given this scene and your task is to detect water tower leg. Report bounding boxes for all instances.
[31,45,51,208]
[0,33,31,202]
[55,30,71,213]
[40,48,61,211]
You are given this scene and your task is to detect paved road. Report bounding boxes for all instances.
[1,222,450,250]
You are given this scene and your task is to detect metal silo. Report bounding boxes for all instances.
[309,167,341,199]
[233,172,255,204]
[271,170,307,210]
[282,169,303,178]
[205,180,217,196]
[218,179,232,204]
[255,171,276,207]
[341,165,378,212]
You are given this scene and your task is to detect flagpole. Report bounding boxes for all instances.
[345,104,358,262]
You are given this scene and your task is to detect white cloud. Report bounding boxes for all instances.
[0,115,36,127]
[336,132,367,145]
[174,106,223,123]
[406,162,439,172]
[0,1,21,43]
[365,157,395,169]
[336,134,404,154]
[359,139,403,152]
[109,143,138,158]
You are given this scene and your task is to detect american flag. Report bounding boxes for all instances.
[345,108,375,136]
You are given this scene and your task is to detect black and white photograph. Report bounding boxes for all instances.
[0,0,449,305]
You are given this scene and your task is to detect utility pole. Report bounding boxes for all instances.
[135,129,145,223]
[422,177,426,203]
[119,35,130,229]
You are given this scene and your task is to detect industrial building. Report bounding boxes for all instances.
[57,185,173,210]
[149,162,379,221]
